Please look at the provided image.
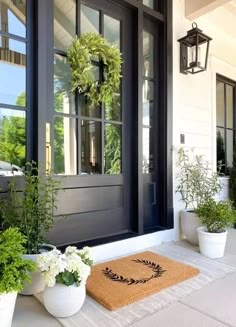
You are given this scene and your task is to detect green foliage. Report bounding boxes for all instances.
[196,198,236,233]
[229,146,236,210]
[217,130,225,175]
[67,33,122,106]
[0,115,25,167]
[0,228,36,293]
[105,124,121,174]
[56,271,78,287]
[176,148,222,210]
[0,163,61,254]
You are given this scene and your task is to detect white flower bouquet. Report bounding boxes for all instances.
[37,246,93,287]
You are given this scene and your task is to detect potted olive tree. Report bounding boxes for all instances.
[196,198,236,258]
[176,148,222,245]
[0,228,35,327]
[0,162,61,295]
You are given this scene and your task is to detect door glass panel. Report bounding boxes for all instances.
[226,129,233,170]
[54,54,75,114]
[143,127,153,173]
[143,81,153,126]
[0,0,26,37]
[54,0,75,50]
[0,38,26,106]
[143,0,154,9]
[81,4,99,35]
[0,108,26,170]
[143,31,154,78]
[80,95,101,118]
[226,84,233,129]
[216,127,225,173]
[105,123,121,174]
[104,15,120,49]
[54,116,77,175]
[216,81,224,127]
[81,120,101,174]
[105,93,121,121]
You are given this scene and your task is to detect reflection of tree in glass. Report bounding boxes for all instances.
[105,124,121,174]
[54,94,64,174]
[105,93,120,121]
[217,130,225,175]
[0,92,26,167]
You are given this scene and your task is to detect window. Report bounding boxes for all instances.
[0,0,27,175]
[216,75,236,175]
[53,1,122,175]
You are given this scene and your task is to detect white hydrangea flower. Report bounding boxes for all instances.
[37,246,93,288]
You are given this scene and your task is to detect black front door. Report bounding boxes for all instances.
[50,0,134,245]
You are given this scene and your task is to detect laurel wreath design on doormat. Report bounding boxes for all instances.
[102,259,166,285]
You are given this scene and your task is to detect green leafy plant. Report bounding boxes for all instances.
[176,148,222,210]
[196,198,236,233]
[0,228,36,293]
[229,146,236,208]
[67,33,122,106]
[0,162,61,254]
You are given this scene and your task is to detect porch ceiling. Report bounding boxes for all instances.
[185,0,231,19]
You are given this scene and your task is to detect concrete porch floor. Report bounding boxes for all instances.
[13,229,236,327]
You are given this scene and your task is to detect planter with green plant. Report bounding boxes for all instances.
[0,228,36,327]
[176,148,222,245]
[196,198,236,258]
[229,145,236,228]
[0,162,61,295]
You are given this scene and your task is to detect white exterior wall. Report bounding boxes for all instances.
[93,0,236,262]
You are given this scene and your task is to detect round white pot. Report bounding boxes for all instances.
[180,210,201,245]
[44,283,86,318]
[0,291,17,327]
[197,227,228,259]
[20,244,55,295]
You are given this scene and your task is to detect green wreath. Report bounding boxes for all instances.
[67,33,122,106]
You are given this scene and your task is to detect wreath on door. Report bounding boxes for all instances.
[67,33,122,106]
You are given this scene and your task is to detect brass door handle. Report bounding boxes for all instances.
[46,123,51,173]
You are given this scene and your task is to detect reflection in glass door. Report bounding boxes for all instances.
[143,20,158,229]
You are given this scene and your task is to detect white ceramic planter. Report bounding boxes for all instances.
[197,227,228,259]
[44,283,86,318]
[180,210,201,245]
[21,245,55,295]
[0,291,17,327]
[20,253,45,295]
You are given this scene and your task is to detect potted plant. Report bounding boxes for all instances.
[0,162,61,295]
[176,148,222,245]
[196,198,236,258]
[229,145,236,228]
[0,228,36,327]
[37,246,93,318]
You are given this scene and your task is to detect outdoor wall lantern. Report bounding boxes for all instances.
[178,23,212,74]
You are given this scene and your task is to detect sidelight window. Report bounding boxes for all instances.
[0,0,27,173]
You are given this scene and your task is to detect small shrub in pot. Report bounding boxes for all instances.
[196,198,236,258]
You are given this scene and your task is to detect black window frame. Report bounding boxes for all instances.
[216,74,236,176]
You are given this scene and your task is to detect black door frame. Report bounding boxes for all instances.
[0,0,173,246]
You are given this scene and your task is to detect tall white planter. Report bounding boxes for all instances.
[0,291,17,327]
[21,245,55,295]
[44,283,86,318]
[20,253,45,295]
[180,210,201,245]
[197,227,228,259]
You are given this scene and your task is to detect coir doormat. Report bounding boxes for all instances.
[86,251,199,310]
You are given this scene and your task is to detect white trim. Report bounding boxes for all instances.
[91,229,177,263]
